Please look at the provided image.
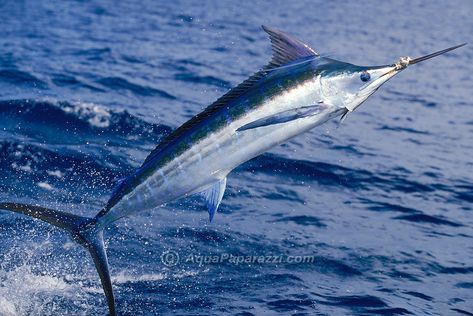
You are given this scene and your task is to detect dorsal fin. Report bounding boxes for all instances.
[142,27,318,166]
[262,25,319,68]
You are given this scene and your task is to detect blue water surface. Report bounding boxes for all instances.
[0,1,472,315]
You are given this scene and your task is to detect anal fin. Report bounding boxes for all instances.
[201,178,227,222]
[340,109,349,123]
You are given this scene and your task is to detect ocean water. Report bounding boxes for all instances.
[0,0,472,315]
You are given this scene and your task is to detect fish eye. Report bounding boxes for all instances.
[360,71,371,82]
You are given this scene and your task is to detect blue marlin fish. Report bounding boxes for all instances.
[0,26,465,315]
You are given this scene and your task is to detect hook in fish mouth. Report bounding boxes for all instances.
[394,56,411,70]
[394,43,467,70]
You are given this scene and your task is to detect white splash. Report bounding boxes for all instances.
[65,101,112,128]
[0,242,100,316]
[113,272,165,284]
[37,182,54,190]
[11,162,32,173]
[47,170,64,178]
[45,98,115,128]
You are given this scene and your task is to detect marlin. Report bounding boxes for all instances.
[0,26,465,315]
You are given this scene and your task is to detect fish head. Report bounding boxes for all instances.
[319,43,466,112]
[319,61,397,112]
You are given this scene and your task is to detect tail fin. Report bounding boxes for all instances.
[0,203,116,316]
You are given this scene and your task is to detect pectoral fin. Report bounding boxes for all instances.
[201,177,227,222]
[237,104,323,132]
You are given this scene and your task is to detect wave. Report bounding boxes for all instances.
[240,153,436,194]
[96,77,177,99]
[272,215,326,228]
[361,199,463,227]
[0,99,172,136]
[241,153,471,213]
[266,297,316,313]
[174,73,231,88]
[393,214,462,227]
[0,69,47,89]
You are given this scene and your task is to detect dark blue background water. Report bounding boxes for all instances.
[0,1,472,315]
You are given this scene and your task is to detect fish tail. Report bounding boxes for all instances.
[0,202,116,316]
